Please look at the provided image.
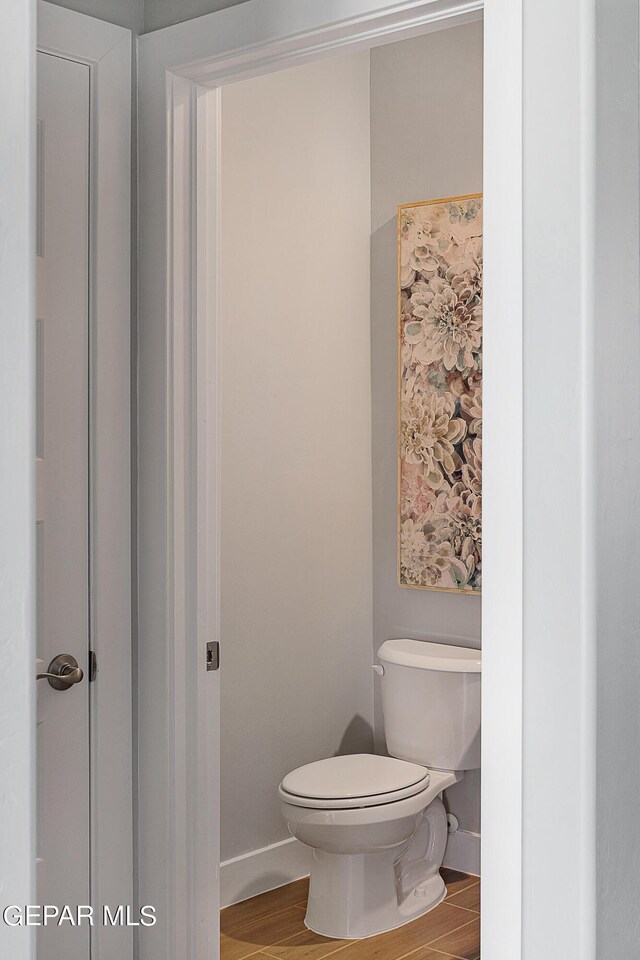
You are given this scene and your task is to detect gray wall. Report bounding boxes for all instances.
[46,0,247,37]
[370,23,483,832]
[47,0,143,31]
[143,0,248,32]
[596,0,640,955]
[219,53,374,866]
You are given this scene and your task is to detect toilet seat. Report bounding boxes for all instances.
[279,754,430,809]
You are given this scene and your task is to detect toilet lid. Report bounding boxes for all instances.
[279,755,430,809]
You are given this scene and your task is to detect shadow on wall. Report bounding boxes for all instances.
[333,714,374,757]
[223,715,373,909]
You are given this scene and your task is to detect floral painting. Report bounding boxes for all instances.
[398,195,482,593]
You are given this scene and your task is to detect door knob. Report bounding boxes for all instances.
[37,654,84,691]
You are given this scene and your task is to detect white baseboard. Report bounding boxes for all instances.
[221,828,480,907]
[443,829,481,876]
[220,837,312,907]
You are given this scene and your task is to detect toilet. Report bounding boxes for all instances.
[279,638,481,939]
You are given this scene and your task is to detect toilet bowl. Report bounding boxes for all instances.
[279,755,459,938]
[279,638,481,940]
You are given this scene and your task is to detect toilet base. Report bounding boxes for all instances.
[304,863,445,940]
[303,797,448,939]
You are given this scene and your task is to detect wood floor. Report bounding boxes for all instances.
[221,869,480,960]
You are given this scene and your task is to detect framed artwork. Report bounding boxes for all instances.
[398,194,482,593]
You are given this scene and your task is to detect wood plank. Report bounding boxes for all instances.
[424,916,480,960]
[221,875,482,960]
[221,906,308,960]
[441,869,477,901]
[317,904,472,960]
[261,926,355,960]
[446,882,480,914]
[222,879,309,936]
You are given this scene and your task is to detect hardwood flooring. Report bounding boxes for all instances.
[221,869,480,960]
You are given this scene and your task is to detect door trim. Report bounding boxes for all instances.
[138,1,598,959]
[37,5,133,958]
[0,3,36,958]
[137,5,498,960]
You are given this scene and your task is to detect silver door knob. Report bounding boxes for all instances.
[37,654,84,691]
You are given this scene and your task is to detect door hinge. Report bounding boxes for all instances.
[206,641,220,672]
[88,649,97,682]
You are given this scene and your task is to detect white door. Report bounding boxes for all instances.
[36,50,91,960]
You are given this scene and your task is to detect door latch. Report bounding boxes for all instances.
[206,641,220,672]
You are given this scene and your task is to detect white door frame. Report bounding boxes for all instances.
[37,5,133,958]
[137,1,597,959]
[0,3,37,959]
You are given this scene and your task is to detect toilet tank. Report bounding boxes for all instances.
[377,638,481,771]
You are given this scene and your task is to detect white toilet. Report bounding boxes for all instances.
[279,638,481,939]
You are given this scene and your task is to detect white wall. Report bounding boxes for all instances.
[220,52,373,867]
[519,0,598,953]
[370,23,483,834]
[219,26,484,874]
[0,2,36,958]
